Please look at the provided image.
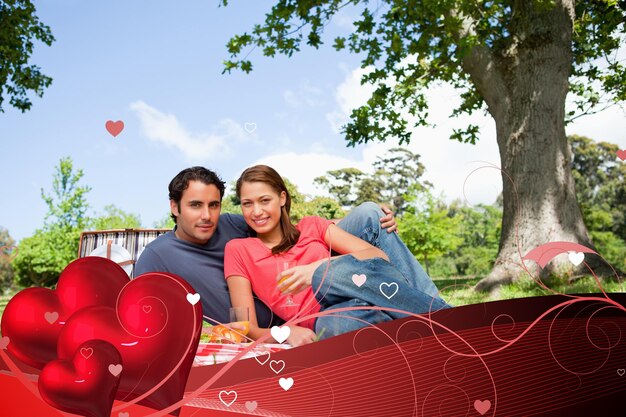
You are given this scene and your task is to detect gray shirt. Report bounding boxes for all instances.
[135,213,278,327]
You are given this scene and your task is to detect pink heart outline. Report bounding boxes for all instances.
[80,347,93,360]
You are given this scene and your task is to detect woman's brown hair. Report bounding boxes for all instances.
[236,165,301,255]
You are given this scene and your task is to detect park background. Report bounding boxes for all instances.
[1,1,626,310]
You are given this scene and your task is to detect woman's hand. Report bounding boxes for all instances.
[379,205,397,233]
[276,262,322,295]
[286,325,317,347]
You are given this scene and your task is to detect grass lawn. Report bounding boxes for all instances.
[1,276,623,320]
[436,275,625,306]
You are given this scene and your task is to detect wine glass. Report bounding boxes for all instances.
[276,259,299,307]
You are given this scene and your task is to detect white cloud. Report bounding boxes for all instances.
[326,66,375,133]
[324,66,502,205]
[283,81,325,108]
[245,152,371,198]
[566,104,626,148]
[130,100,250,161]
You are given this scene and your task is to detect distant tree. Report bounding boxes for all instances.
[569,135,626,269]
[373,147,430,214]
[153,214,175,229]
[0,0,55,112]
[570,135,626,240]
[90,205,142,230]
[0,227,16,292]
[354,173,385,207]
[398,189,462,275]
[12,225,79,287]
[314,168,366,207]
[314,148,429,212]
[294,196,346,222]
[222,0,626,289]
[449,202,502,277]
[41,156,91,230]
[13,157,90,287]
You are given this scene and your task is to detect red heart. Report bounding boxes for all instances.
[617,149,626,161]
[0,257,130,368]
[105,120,124,137]
[58,272,202,412]
[39,340,122,417]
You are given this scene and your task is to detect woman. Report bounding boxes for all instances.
[224,165,449,346]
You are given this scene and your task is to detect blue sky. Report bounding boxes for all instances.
[2,1,625,242]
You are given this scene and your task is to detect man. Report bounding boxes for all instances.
[135,166,444,328]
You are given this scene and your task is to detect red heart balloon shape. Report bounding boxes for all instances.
[39,339,122,417]
[58,272,202,413]
[1,257,130,368]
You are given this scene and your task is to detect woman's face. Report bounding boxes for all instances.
[239,181,286,236]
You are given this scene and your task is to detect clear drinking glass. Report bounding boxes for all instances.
[276,259,299,307]
[229,306,250,336]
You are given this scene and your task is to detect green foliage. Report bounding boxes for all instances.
[41,156,91,230]
[0,227,15,292]
[90,205,141,230]
[13,157,90,287]
[372,147,430,214]
[153,214,176,229]
[13,225,79,287]
[292,196,345,222]
[569,134,626,269]
[416,199,502,278]
[398,190,463,274]
[0,0,55,112]
[223,1,626,145]
[314,167,367,207]
[314,147,429,213]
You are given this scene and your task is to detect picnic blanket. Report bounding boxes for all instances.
[193,342,291,366]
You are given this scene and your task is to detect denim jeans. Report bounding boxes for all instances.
[312,255,449,338]
[337,202,444,300]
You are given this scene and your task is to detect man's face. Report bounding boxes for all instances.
[170,180,221,245]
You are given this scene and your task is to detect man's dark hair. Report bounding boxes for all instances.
[168,167,226,223]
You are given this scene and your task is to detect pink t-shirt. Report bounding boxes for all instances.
[224,216,333,330]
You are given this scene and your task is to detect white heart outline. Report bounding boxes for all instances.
[379,282,399,299]
[219,390,237,407]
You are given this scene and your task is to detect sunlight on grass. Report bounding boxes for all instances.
[435,275,625,307]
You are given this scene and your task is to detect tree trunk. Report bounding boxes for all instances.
[460,1,617,292]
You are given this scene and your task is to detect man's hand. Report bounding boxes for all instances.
[379,204,397,233]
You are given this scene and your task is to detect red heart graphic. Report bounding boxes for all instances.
[39,340,122,417]
[58,272,202,412]
[617,149,626,161]
[1,257,130,368]
[105,120,124,137]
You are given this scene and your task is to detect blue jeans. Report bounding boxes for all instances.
[312,255,449,338]
[337,202,444,300]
